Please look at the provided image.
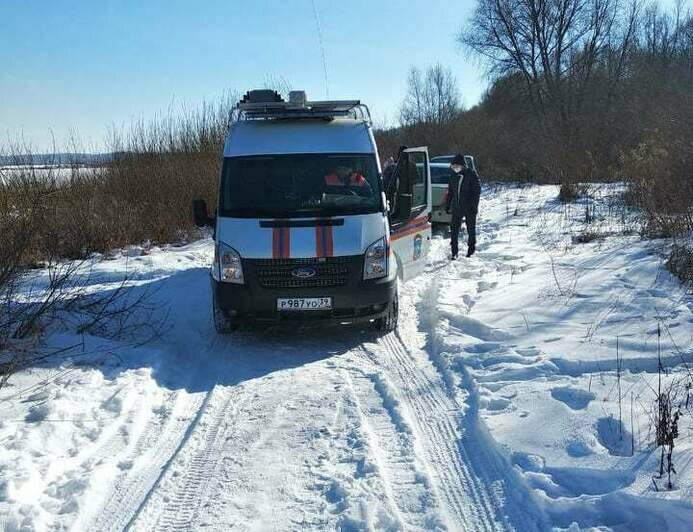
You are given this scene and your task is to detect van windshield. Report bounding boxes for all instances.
[220,154,381,218]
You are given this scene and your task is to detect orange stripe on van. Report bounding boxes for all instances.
[315,223,334,258]
[391,216,430,241]
[324,225,333,257]
[281,227,290,258]
[272,227,281,259]
[315,226,324,257]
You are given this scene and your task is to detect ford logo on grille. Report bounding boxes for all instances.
[291,267,317,279]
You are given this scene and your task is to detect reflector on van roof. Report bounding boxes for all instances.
[235,89,372,124]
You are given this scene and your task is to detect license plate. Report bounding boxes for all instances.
[277,297,332,311]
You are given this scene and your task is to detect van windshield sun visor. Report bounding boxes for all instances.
[219,154,381,219]
[259,219,346,228]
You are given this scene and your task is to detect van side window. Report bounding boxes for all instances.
[411,153,427,211]
[430,166,451,184]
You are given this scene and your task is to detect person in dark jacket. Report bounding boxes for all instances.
[445,154,481,258]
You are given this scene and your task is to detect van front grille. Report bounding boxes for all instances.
[247,256,355,289]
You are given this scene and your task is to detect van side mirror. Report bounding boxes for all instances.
[192,199,214,227]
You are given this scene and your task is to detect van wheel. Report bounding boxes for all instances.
[213,298,236,334]
[374,292,398,333]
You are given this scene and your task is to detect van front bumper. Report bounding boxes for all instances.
[212,255,396,325]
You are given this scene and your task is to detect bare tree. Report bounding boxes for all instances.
[400,64,461,127]
[458,0,630,126]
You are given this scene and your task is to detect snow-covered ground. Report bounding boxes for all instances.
[1,184,691,531]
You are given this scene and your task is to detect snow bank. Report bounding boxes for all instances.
[429,184,693,530]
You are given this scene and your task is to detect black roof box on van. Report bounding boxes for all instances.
[241,90,284,104]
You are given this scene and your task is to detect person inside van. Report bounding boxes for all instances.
[324,166,373,197]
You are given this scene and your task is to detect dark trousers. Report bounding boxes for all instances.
[450,211,477,256]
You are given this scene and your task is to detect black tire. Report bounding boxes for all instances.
[374,291,399,333]
[213,298,236,334]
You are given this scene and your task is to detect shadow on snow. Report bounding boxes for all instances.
[28,265,377,395]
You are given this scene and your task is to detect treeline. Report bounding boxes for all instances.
[376,0,692,236]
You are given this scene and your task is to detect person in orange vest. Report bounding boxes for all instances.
[324,166,373,196]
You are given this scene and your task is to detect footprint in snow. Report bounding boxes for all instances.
[596,417,632,457]
[477,280,497,292]
[465,342,503,354]
[25,402,50,423]
[516,346,541,357]
[482,396,511,412]
[647,288,668,298]
[511,451,545,472]
[543,336,563,343]
[566,439,593,457]
[550,387,595,410]
[22,389,51,403]
[442,313,511,342]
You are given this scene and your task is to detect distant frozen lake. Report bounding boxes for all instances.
[0,164,105,184]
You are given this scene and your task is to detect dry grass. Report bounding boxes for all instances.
[0,97,234,264]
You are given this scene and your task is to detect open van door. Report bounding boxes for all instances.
[387,147,432,281]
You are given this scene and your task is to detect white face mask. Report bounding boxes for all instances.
[451,164,463,174]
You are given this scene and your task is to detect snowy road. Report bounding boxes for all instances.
[78,227,544,531]
[4,184,692,531]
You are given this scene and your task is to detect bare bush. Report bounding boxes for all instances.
[558,183,584,203]
[656,390,681,490]
[102,95,235,245]
[666,244,693,285]
[572,230,602,244]
[0,256,166,390]
[623,132,693,237]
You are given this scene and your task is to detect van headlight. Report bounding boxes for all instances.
[213,242,244,284]
[364,237,388,280]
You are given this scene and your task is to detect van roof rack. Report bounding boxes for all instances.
[233,89,372,124]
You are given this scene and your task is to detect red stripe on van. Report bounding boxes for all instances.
[282,227,291,258]
[272,227,281,259]
[315,222,333,257]
[324,224,333,257]
[315,226,324,257]
[391,216,430,241]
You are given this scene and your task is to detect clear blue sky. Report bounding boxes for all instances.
[0,0,483,152]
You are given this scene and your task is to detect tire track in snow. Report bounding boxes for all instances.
[380,238,545,531]
[370,333,501,532]
[126,385,240,531]
[360,261,542,531]
[341,365,444,530]
[89,388,209,532]
[178,363,365,531]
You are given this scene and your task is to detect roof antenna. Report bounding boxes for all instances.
[311,0,330,99]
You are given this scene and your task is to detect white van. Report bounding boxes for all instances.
[193,90,432,333]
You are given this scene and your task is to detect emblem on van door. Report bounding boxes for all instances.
[292,267,317,279]
[413,234,423,261]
